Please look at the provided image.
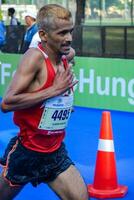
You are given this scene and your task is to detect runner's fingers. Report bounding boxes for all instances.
[70,79,79,88]
[65,64,72,75]
[66,72,74,83]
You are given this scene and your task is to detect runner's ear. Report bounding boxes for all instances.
[38,30,47,42]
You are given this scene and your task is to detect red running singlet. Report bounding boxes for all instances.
[13,44,69,153]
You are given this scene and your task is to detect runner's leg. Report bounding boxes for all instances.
[48,165,89,200]
[0,174,23,200]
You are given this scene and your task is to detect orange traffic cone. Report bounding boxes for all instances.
[88,111,128,199]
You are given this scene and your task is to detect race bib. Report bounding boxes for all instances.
[38,95,73,130]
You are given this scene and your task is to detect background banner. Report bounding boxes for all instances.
[74,57,134,112]
[0,53,134,112]
[0,53,21,96]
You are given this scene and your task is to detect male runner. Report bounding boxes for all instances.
[0,4,89,200]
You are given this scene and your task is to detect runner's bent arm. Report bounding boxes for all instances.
[1,49,76,112]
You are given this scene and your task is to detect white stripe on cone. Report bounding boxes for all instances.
[98,139,114,152]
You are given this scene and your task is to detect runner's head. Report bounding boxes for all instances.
[37,4,74,55]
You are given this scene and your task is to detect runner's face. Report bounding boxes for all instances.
[46,18,74,55]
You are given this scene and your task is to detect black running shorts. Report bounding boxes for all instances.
[2,141,74,187]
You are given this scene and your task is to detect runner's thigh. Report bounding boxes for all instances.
[48,165,89,200]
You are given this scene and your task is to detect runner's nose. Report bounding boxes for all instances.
[65,32,72,43]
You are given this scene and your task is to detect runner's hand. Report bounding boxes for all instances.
[52,65,78,95]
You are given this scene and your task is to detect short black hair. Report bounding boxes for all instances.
[8,7,15,15]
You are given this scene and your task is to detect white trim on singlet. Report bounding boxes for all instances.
[37,46,48,59]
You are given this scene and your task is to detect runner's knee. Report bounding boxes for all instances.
[66,188,89,200]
